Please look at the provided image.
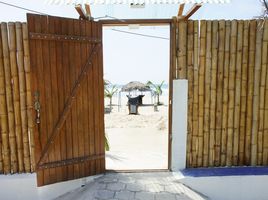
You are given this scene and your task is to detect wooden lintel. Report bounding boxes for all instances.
[75,4,88,20]
[184,3,202,20]
[178,3,185,16]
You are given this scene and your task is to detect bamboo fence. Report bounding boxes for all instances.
[173,19,268,167]
[0,22,34,174]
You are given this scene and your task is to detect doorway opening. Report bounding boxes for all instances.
[102,21,171,171]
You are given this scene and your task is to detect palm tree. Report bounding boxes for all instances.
[146,81,165,105]
[105,85,118,110]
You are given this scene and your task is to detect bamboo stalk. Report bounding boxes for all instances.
[221,21,231,166]
[203,20,211,167]
[226,20,237,166]
[245,20,256,165]
[15,22,31,172]
[209,20,218,166]
[262,21,268,165]
[215,20,225,166]
[239,20,249,165]
[186,20,194,167]
[8,22,23,172]
[251,20,263,166]
[177,20,187,79]
[191,20,199,167]
[197,20,206,167]
[0,23,10,174]
[22,23,35,171]
[233,20,243,165]
[1,22,17,173]
[258,20,268,165]
[172,17,177,80]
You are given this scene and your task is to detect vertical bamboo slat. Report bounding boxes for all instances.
[15,22,31,172]
[233,20,243,165]
[197,20,206,167]
[191,20,199,167]
[258,21,268,165]
[22,23,35,171]
[239,21,249,165]
[215,20,225,166]
[0,24,10,173]
[186,20,194,167]
[177,20,187,79]
[203,20,211,167]
[1,22,17,173]
[221,21,231,166]
[245,20,256,165]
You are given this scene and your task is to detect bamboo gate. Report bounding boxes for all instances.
[172,19,268,168]
[0,19,268,174]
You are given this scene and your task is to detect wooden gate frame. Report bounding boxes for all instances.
[100,19,174,170]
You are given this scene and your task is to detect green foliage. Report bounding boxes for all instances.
[105,135,110,151]
[146,81,165,105]
[104,85,118,99]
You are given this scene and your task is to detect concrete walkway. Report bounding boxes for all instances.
[55,172,206,200]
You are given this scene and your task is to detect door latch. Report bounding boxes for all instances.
[34,91,41,124]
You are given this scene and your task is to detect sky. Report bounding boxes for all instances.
[0,0,263,84]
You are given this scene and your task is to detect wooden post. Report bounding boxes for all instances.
[177,20,187,79]
[178,3,185,16]
[197,20,206,167]
[239,20,249,165]
[0,23,10,174]
[251,20,263,166]
[203,20,212,167]
[15,22,31,172]
[22,23,35,171]
[221,21,231,166]
[1,22,17,173]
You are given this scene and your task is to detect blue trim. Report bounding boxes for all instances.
[181,167,268,177]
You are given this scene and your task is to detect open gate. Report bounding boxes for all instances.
[27,14,105,186]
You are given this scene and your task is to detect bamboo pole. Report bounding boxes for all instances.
[233,20,243,165]
[245,20,256,165]
[8,22,23,172]
[0,24,10,174]
[209,20,218,166]
[197,20,206,167]
[258,20,268,165]
[226,20,237,166]
[191,20,199,167]
[239,21,249,165]
[186,20,194,167]
[251,20,263,166]
[172,17,177,80]
[22,23,35,171]
[221,21,231,166]
[16,22,31,172]
[203,20,211,167]
[215,20,225,166]
[262,21,268,165]
[1,22,17,173]
[177,20,187,79]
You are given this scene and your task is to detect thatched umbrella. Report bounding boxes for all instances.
[121,81,151,92]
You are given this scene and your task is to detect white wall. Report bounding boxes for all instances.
[171,79,188,171]
[0,173,101,200]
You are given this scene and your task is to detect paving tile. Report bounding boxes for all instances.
[115,191,135,200]
[155,192,177,200]
[107,182,126,191]
[175,194,192,200]
[165,185,183,194]
[95,190,115,199]
[126,183,145,192]
[135,191,155,200]
[145,183,165,193]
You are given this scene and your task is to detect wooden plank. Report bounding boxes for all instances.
[262,21,268,165]
[186,20,194,167]
[75,4,88,20]
[197,20,206,167]
[0,23,10,174]
[15,22,31,172]
[177,20,187,79]
[251,20,263,166]
[233,20,243,165]
[191,20,199,167]
[209,20,218,166]
[226,20,237,166]
[221,20,231,166]
[215,20,225,166]
[184,4,202,20]
[178,3,185,16]
[203,20,212,167]
[239,21,249,165]
[1,22,16,173]
[245,20,256,165]
[258,20,268,165]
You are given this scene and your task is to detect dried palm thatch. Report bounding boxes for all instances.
[121,81,151,92]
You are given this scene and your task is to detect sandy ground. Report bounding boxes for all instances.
[105,94,169,170]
